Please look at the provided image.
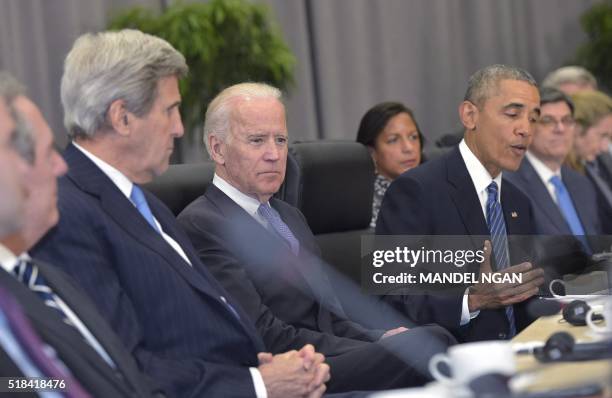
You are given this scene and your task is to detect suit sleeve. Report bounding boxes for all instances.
[373,175,464,333]
[376,175,430,235]
[292,206,385,341]
[32,190,258,398]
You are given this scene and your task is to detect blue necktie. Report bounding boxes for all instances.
[130,185,161,234]
[13,259,116,368]
[485,182,516,338]
[549,176,590,253]
[258,204,300,256]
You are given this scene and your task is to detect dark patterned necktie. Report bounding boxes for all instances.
[485,182,516,338]
[258,203,300,255]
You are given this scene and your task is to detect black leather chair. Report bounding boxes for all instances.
[144,162,216,216]
[290,140,375,283]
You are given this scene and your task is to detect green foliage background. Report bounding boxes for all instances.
[575,0,612,92]
[108,0,295,146]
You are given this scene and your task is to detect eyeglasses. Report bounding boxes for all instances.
[537,116,576,129]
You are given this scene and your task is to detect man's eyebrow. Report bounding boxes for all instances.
[167,101,181,110]
[502,102,525,110]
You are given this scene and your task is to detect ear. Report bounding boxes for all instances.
[108,99,130,136]
[459,100,478,131]
[366,145,379,172]
[208,134,226,165]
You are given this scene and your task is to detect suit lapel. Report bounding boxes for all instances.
[64,144,221,300]
[64,144,264,352]
[0,269,129,394]
[36,261,146,395]
[445,148,489,240]
[205,186,316,295]
[518,160,569,233]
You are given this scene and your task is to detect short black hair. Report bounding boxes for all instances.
[464,64,537,107]
[356,102,424,153]
[539,87,574,115]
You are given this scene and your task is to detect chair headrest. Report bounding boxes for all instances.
[144,162,215,215]
[290,141,374,234]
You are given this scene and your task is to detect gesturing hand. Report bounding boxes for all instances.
[468,240,544,311]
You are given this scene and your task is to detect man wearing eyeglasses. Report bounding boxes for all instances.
[505,87,601,268]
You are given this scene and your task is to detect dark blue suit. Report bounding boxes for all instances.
[33,143,266,397]
[376,147,536,342]
[178,184,457,392]
[504,158,601,236]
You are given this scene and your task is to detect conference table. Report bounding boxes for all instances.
[512,305,612,395]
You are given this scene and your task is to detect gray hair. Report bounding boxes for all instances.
[203,82,282,156]
[0,71,34,163]
[542,66,597,90]
[61,29,188,139]
[0,71,25,104]
[464,64,538,107]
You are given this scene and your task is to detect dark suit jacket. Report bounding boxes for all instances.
[505,159,601,276]
[0,260,158,398]
[376,147,536,342]
[586,160,612,235]
[177,185,458,392]
[33,144,266,398]
[505,159,601,236]
[179,185,381,344]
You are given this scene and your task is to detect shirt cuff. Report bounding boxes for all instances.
[460,287,481,326]
[249,367,268,398]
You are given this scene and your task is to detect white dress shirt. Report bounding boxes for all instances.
[213,174,269,225]
[456,139,509,325]
[73,145,267,397]
[524,151,561,204]
[459,140,504,219]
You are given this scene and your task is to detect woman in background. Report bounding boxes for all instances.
[356,102,424,228]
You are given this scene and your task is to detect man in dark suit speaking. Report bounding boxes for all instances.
[376,65,545,342]
[177,82,456,393]
[33,30,329,398]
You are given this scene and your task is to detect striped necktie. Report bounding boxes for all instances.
[485,182,517,338]
[13,258,116,368]
[13,259,73,328]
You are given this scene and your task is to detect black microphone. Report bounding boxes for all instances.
[467,372,603,398]
[562,300,604,326]
[534,331,612,362]
[527,298,562,318]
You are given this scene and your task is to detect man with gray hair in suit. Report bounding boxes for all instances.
[0,70,166,397]
[33,30,329,398]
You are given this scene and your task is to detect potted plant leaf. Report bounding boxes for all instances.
[108,0,296,161]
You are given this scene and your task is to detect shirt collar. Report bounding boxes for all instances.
[212,174,266,217]
[72,142,134,199]
[0,243,18,273]
[525,151,560,184]
[459,139,503,200]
